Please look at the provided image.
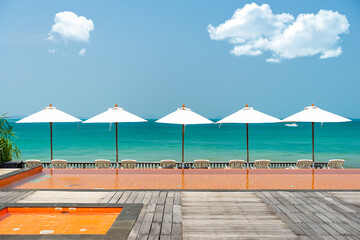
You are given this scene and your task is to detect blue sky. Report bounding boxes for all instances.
[0,0,359,119]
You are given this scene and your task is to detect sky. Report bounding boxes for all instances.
[0,0,359,119]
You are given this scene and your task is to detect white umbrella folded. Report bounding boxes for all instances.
[282,104,351,167]
[217,104,280,168]
[156,105,213,168]
[84,105,147,167]
[16,104,82,160]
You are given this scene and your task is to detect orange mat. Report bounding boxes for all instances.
[2,169,359,190]
[0,207,122,235]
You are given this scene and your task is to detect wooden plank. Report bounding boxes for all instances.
[100,191,116,203]
[0,192,18,202]
[165,195,174,206]
[126,191,139,204]
[118,191,131,203]
[10,191,34,203]
[153,204,164,223]
[166,191,175,198]
[171,223,182,236]
[157,192,167,205]
[142,191,152,204]
[2,192,31,203]
[263,191,281,205]
[174,192,181,205]
[148,222,161,239]
[159,235,171,240]
[108,191,123,203]
[134,191,146,203]
[182,192,297,239]
[127,206,148,240]
[163,204,173,222]
[318,223,343,237]
[139,213,155,235]
[172,205,182,223]
[161,221,172,235]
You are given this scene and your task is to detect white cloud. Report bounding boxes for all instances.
[208,3,349,62]
[47,11,94,42]
[266,58,280,63]
[79,48,86,56]
[48,49,56,53]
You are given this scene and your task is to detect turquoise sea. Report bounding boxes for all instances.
[8,119,360,168]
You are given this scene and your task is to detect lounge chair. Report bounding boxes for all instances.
[121,159,137,169]
[228,160,245,169]
[327,159,345,169]
[25,159,42,168]
[159,160,177,169]
[253,160,270,169]
[51,159,68,169]
[288,159,313,169]
[194,159,210,169]
[95,159,111,169]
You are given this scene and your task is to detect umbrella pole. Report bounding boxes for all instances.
[116,122,119,169]
[182,124,185,169]
[246,123,249,169]
[312,122,315,169]
[50,122,53,160]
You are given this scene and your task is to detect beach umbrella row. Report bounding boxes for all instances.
[282,104,351,168]
[17,103,351,169]
[83,104,147,168]
[156,105,213,168]
[217,104,281,169]
[16,105,81,160]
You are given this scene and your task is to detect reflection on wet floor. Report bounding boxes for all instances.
[2,169,359,190]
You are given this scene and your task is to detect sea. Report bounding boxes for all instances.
[8,119,360,168]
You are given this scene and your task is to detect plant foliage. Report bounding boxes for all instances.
[0,113,21,163]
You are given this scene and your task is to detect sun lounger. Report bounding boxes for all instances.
[159,160,177,169]
[228,160,245,169]
[288,159,313,169]
[194,159,210,169]
[253,160,270,169]
[51,159,68,169]
[95,159,111,169]
[327,159,345,169]
[121,159,137,169]
[25,159,42,168]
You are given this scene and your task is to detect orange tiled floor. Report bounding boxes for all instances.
[0,207,122,235]
[1,169,360,190]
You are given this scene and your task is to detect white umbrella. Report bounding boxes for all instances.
[16,104,81,160]
[217,104,280,168]
[156,105,213,168]
[84,104,147,167]
[282,104,351,167]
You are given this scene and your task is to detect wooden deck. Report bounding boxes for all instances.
[0,190,359,239]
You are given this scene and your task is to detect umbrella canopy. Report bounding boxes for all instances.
[156,105,213,168]
[217,105,280,124]
[282,104,351,123]
[83,105,147,123]
[84,105,147,167]
[217,104,280,168]
[282,104,351,167]
[156,105,213,125]
[16,104,81,160]
[16,105,81,123]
